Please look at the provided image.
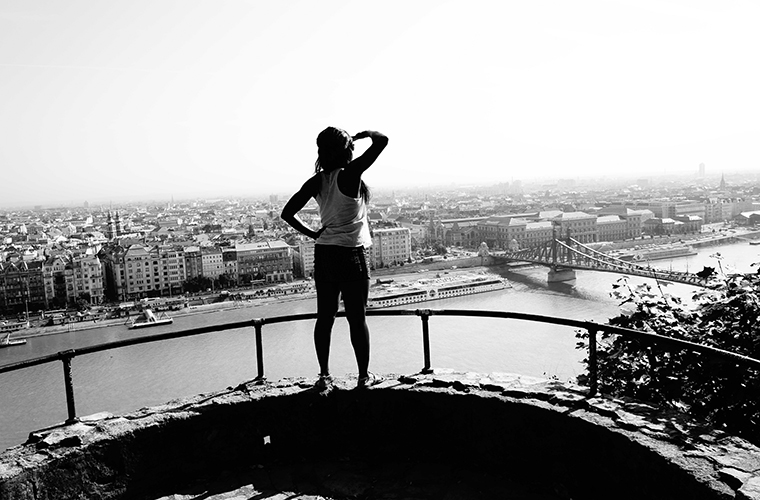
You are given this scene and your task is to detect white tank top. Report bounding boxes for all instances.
[315,169,372,248]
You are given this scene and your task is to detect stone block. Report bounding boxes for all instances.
[738,476,760,500]
[720,467,753,490]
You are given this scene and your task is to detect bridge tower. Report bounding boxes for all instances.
[548,228,577,283]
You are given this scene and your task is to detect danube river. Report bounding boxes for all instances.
[1,240,758,451]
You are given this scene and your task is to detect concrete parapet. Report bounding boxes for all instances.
[1,370,759,499]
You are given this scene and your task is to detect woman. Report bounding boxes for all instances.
[281,127,389,389]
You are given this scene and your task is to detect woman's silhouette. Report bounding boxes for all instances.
[281,127,388,389]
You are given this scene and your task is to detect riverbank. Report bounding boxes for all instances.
[14,296,311,340]
[13,266,503,341]
[590,227,760,253]
[11,228,758,342]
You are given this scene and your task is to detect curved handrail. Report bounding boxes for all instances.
[1,308,759,425]
[420,309,760,367]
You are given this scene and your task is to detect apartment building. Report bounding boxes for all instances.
[0,260,45,315]
[155,245,186,296]
[119,244,186,300]
[42,254,70,308]
[223,248,238,282]
[371,227,412,268]
[70,254,104,305]
[122,245,151,299]
[396,219,426,245]
[235,241,293,283]
[704,198,736,223]
[98,244,128,302]
[294,239,316,279]
[201,247,225,279]
[183,246,203,280]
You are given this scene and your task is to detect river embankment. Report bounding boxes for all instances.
[12,265,503,341]
[591,227,760,252]
[13,296,310,340]
[10,227,759,342]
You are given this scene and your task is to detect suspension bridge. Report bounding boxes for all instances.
[495,236,706,286]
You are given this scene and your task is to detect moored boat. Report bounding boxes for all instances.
[367,273,510,309]
[127,309,174,329]
[0,332,26,348]
[0,321,28,334]
[618,244,697,262]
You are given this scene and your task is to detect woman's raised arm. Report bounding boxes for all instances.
[348,130,388,175]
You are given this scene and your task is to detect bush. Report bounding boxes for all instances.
[576,264,760,445]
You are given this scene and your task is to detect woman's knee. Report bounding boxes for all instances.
[315,314,336,330]
[346,314,368,331]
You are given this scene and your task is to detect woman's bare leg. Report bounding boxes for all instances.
[314,280,340,376]
[341,279,371,378]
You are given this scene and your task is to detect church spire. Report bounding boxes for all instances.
[106,211,116,240]
[115,211,123,236]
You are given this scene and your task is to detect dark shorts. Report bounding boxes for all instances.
[314,244,371,283]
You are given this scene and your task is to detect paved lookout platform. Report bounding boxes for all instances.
[1,370,759,500]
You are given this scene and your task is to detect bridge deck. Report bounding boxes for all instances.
[499,237,706,286]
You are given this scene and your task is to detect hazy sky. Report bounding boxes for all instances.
[1,0,759,207]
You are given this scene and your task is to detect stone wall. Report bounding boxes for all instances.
[1,371,759,499]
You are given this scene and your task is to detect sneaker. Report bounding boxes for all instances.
[315,374,333,391]
[357,372,384,389]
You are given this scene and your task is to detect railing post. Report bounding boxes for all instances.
[417,309,433,374]
[60,351,78,423]
[588,329,598,396]
[253,319,266,384]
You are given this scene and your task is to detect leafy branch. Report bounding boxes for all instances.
[576,266,760,445]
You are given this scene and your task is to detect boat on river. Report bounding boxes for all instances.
[367,273,510,309]
[617,244,697,262]
[1,320,29,336]
[0,332,26,348]
[127,309,174,329]
[1,321,28,334]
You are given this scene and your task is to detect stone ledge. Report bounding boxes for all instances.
[1,370,758,500]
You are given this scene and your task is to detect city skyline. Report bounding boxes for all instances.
[2,0,759,208]
[0,168,752,212]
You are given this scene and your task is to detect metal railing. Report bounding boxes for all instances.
[2,308,760,425]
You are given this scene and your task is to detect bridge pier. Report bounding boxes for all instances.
[548,266,576,283]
